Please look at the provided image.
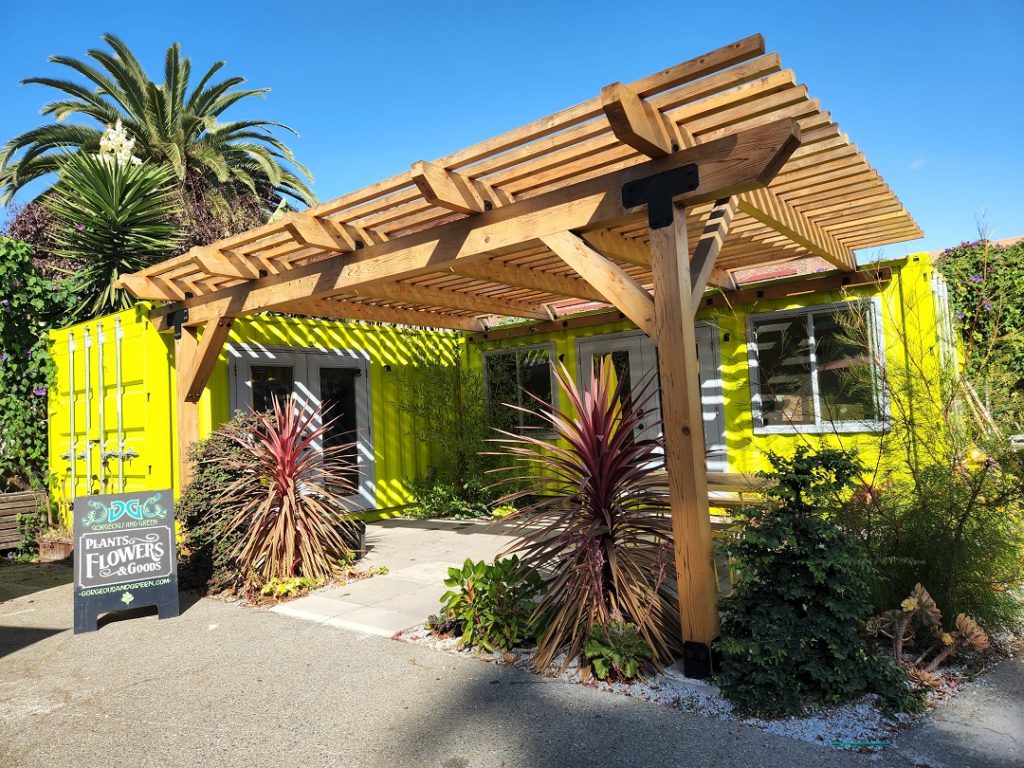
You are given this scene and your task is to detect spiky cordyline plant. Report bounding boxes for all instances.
[491,358,680,673]
[216,395,359,586]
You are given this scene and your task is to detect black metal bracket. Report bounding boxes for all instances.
[166,308,189,339]
[681,638,721,679]
[621,163,700,230]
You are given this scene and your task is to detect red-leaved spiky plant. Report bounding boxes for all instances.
[491,358,680,673]
[216,395,359,586]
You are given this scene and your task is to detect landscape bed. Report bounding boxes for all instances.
[395,622,1021,752]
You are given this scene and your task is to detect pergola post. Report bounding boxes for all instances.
[650,203,719,678]
[174,326,200,490]
[173,316,233,489]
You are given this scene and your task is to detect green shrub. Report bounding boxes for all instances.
[259,576,321,599]
[584,621,653,681]
[440,556,543,651]
[177,411,265,592]
[825,287,1024,629]
[407,476,492,519]
[0,236,73,492]
[936,238,1024,382]
[15,509,42,554]
[838,455,1024,630]
[718,447,922,717]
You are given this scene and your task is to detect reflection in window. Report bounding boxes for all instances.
[251,365,293,413]
[751,304,882,430]
[485,346,554,431]
[751,315,813,426]
[319,367,358,468]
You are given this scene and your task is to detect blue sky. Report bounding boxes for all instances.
[2,1,1021,261]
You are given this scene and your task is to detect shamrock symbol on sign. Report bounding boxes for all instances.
[121,591,135,606]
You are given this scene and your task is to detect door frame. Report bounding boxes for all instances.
[574,325,728,472]
[576,330,662,445]
[227,343,376,510]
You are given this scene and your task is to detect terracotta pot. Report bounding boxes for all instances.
[37,538,74,562]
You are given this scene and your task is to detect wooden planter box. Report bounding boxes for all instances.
[0,491,48,552]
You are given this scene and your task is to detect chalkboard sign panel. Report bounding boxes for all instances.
[73,490,179,634]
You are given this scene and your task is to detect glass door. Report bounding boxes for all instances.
[229,346,375,510]
[307,353,374,510]
[577,333,661,445]
[576,327,727,472]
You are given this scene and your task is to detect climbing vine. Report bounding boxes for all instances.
[0,236,72,490]
[936,239,1024,381]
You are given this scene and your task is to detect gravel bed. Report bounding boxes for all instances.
[395,624,1003,752]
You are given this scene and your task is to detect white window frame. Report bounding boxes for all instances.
[747,298,888,434]
[481,342,558,433]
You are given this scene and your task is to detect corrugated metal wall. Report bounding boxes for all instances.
[48,307,460,516]
[48,304,175,517]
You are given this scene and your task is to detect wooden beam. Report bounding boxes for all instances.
[116,272,181,301]
[150,119,801,330]
[581,228,650,266]
[451,259,606,304]
[191,248,259,280]
[276,298,486,332]
[690,197,737,306]
[737,186,855,270]
[282,211,356,252]
[540,231,656,337]
[174,327,200,489]
[650,203,719,657]
[468,267,893,343]
[183,317,233,403]
[601,81,691,157]
[411,160,487,214]
[357,281,549,319]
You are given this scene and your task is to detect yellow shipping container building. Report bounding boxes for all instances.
[47,252,953,518]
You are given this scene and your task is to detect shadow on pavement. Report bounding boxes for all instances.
[95,588,204,629]
[0,560,73,602]
[0,625,64,658]
[385,660,870,768]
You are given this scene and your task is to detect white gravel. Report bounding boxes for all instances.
[398,624,924,751]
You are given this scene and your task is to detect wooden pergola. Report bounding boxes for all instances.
[121,35,921,675]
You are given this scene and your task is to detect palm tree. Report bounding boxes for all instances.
[47,151,182,319]
[0,34,314,213]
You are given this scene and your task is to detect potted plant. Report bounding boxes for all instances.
[36,523,74,561]
[36,499,73,562]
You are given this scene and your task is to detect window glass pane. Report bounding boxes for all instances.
[814,309,878,423]
[319,367,358,468]
[251,365,293,413]
[753,316,814,426]
[518,347,553,429]
[485,352,519,433]
[594,350,636,442]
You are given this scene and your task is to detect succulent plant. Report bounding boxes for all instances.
[879,584,944,659]
[908,667,943,689]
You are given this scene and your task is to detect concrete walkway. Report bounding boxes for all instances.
[0,566,898,768]
[272,518,514,636]
[2,562,1022,767]
[889,656,1024,767]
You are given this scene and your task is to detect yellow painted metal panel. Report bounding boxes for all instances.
[465,254,948,483]
[49,308,461,517]
[47,304,175,523]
